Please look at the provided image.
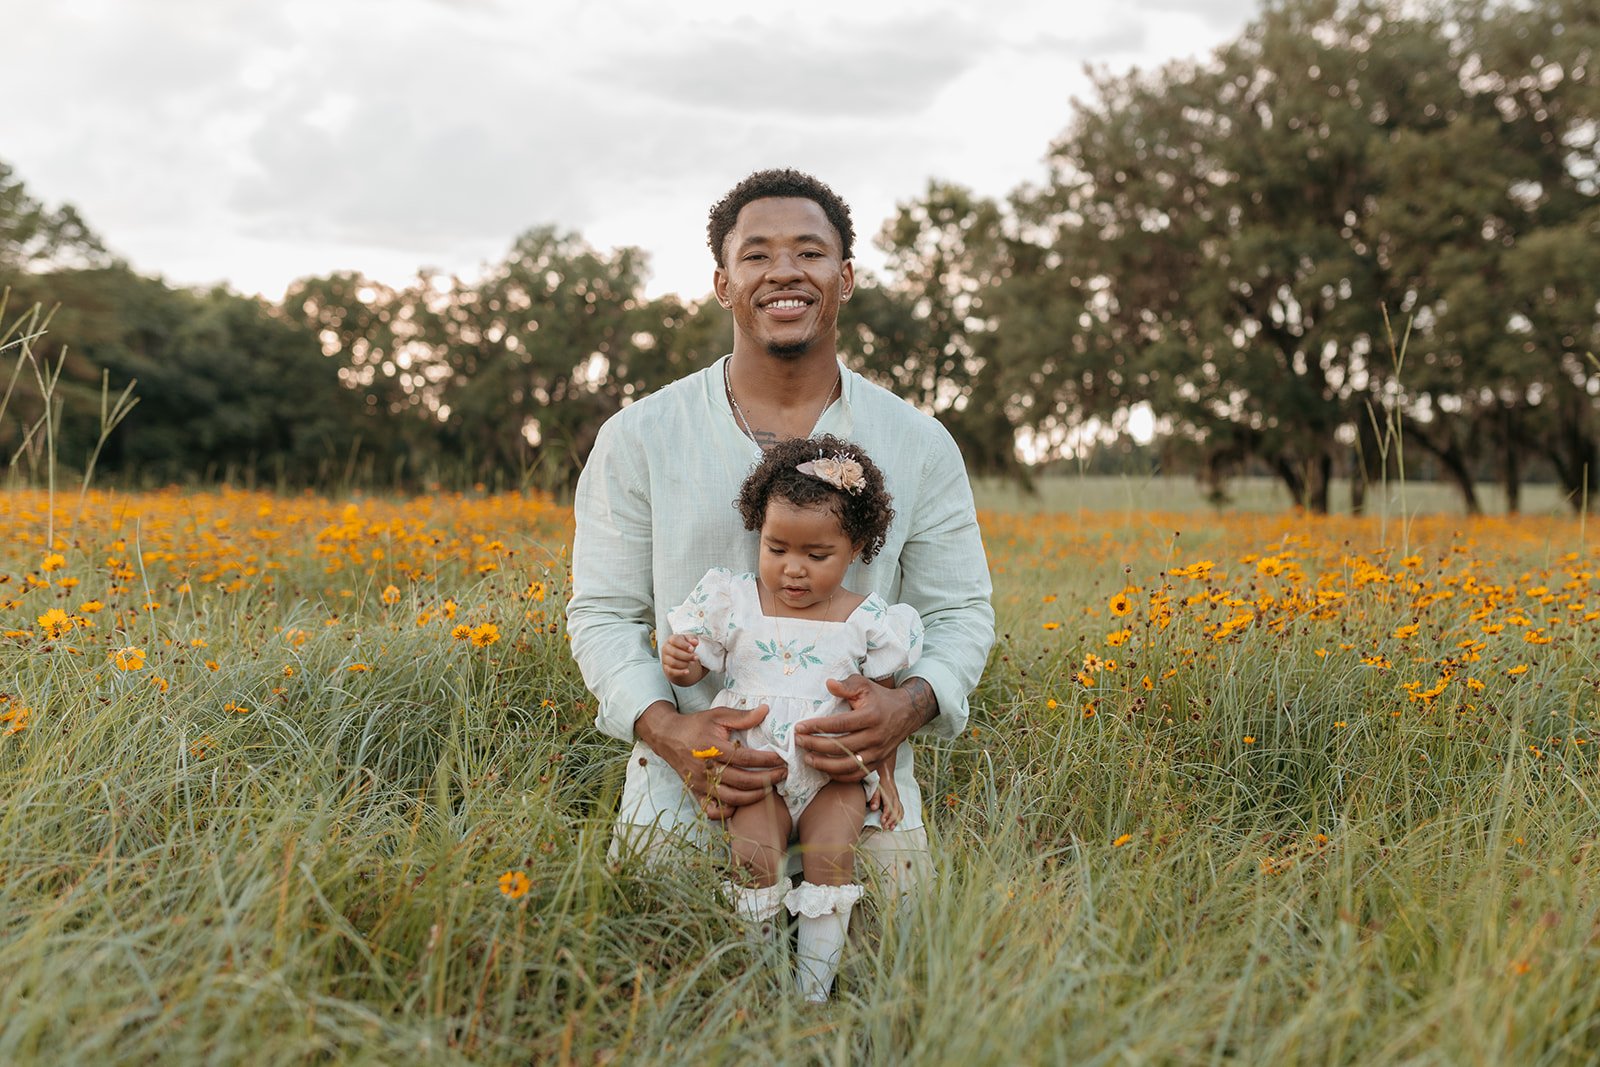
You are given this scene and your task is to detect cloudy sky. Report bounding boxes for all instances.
[8,0,1260,303]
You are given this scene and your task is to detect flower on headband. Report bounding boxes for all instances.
[797,455,866,494]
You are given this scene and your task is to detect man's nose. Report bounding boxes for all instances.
[765,252,804,281]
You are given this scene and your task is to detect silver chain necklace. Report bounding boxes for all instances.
[723,359,840,446]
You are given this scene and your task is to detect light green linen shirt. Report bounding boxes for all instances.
[567,355,994,835]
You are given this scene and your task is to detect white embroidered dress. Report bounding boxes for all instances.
[667,567,924,819]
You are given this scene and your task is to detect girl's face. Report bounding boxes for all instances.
[758,496,857,615]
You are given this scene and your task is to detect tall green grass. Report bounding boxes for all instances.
[1,505,1595,1064]
[2,305,1597,1063]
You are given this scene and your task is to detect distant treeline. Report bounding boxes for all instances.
[2,0,1596,512]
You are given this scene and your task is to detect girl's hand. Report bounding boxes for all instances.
[869,770,903,831]
[662,634,707,685]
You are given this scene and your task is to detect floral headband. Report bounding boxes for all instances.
[796,453,866,495]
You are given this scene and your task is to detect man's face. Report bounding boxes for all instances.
[713,197,854,359]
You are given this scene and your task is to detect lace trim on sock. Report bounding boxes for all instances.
[784,880,864,918]
[723,880,786,922]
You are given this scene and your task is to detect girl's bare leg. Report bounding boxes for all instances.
[726,790,794,886]
[789,780,868,1001]
[723,793,794,942]
[795,779,868,884]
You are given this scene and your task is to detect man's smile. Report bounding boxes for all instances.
[758,292,814,320]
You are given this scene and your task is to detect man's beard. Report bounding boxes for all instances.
[766,338,812,357]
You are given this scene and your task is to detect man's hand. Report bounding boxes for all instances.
[661,634,707,686]
[635,700,786,820]
[793,675,937,782]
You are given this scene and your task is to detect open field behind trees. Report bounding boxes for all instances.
[2,483,1599,1064]
[976,474,1582,517]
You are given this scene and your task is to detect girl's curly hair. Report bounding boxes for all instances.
[735,434,895,564]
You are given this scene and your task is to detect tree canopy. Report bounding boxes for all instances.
[1,0,1595,507]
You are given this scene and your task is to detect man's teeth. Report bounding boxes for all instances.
[766,299,807,309]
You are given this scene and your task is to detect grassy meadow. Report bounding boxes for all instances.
[1,481,1598,1064]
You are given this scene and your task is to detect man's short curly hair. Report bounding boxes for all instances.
[707,169,855,268]
[735,434,894,565]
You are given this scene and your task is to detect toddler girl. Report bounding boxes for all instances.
[662,434,923,1002]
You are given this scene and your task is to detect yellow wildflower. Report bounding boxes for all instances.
[37,609,73,640]
[497,870,531,899]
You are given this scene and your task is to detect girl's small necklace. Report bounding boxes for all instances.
[769,590,835,675]
[724,359,840,445]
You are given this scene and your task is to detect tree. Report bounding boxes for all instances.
[423,227,654,486]
[2,265,367,485]
[0,159,108,273]
[845,182,1026,479]
[284,270,446,480]
[1006,0,1598,512]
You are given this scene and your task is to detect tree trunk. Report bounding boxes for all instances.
[1437,443,1480,516]
[1349,414,1383,516]
[1349,454,1366,515]
[1407,424,1481,515]
[1545,396,1600,513]
[1273,453,1308,510]
[1308,450,1333,514]
[1501,405,1522,515]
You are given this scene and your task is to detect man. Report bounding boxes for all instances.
[567,168,993,891]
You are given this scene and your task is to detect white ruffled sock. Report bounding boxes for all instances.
[723,880,786,943]
[786,881,864,1002]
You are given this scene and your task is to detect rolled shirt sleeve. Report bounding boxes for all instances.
[567,417,677,742]
[893,426,995,740]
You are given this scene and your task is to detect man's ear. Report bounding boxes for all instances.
[840,259,855,303]
[713,267,731,309]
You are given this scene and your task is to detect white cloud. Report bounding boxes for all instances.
[3,0,1263,300]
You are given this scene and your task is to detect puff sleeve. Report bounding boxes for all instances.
[665,567,736,673]
[859,598,924,679]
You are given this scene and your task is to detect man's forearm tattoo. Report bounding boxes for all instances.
[903,677,938,725]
